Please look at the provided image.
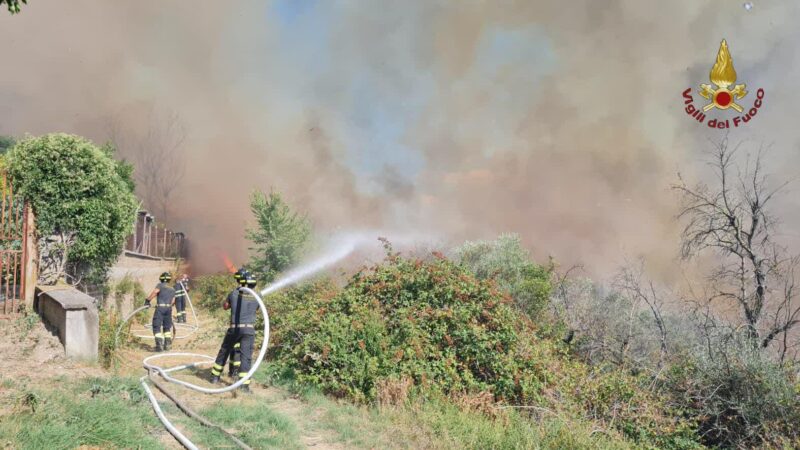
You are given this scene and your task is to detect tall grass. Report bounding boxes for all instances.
[0,377,162,450]
[173,399,303,450]
[256,369,637,450]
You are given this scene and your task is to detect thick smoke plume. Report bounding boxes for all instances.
[2,1,799,277]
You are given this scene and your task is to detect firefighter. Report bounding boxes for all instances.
[174,274,190,323]
[144,272,176,352]
[228,268,245,377]
[210,270,259,393]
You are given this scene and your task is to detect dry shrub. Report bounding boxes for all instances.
[451,390,498,419]
[376,376,413,408]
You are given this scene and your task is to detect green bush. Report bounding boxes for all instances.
[454,234,553,318]
[109,275,145,311]
[275,250,531,403]
[193,272,238,312]
[666,341,800,448]
[6,133,137,282]
[265,246,699,447]
[246,189,312,284]
[98,308,126,370]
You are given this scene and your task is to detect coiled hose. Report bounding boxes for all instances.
[117,281,199,342]
[117,287,270,449]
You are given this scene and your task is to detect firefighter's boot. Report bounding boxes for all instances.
[210,364,223,384]
[154,337,164,352]
[164,337,172,352]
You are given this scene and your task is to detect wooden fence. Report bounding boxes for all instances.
[124,210,187,259]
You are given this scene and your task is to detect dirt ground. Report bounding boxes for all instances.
[0,308,344,450]
[0,317,103,387]
[119,309,344,449]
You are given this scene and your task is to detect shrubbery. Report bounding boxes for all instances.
[5,133,137,284]
[454,234,553,318]
[273,249,532,403]
[193,273,238,312]
[666,340,800,448]
[265,244,697,447]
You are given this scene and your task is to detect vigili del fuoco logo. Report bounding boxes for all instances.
[682,39,764,129]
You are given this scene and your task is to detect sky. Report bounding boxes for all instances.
[1,0,799,278]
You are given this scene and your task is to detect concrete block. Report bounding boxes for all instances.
[35,287,99,361]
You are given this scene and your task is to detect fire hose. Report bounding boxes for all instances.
[115,281,199,343]
[116,286,270,449]
[115,235,365,448]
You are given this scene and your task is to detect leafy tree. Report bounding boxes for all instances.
[6,133,138,284]
[101,142,136,193]
[2,0,25,15]
[454,234,553,317]
[0,135,15,154]
[246,189,311,283]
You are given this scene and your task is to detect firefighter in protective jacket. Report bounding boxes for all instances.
[228,269,245,377]
[229,270,258,377]
[174,274,189,323]
[210,270,259,393]
[144,272,176,352]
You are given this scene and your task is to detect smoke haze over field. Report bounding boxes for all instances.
[2,1,800,277]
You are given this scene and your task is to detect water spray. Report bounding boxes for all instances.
[121,232,380,449]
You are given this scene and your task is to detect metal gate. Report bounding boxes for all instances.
[0,172,28,317]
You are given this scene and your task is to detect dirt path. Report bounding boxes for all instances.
[251,385,345,450]
[1,305,349,449]
[117,309,346,449]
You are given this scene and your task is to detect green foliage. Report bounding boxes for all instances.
[665,341,800,448]
[193,272,238,312]
[455,234,553,318]
[6,133,138,274]
[266,246,698,447]
[0,378,162,450]
[176,401,303,450]
[1,0,25,15]
[14,309,38,336]
[101,142,136,193]
[111,275,145,311]
[98,308,126,370]
[246,189,312,283]
[272,250,530,403]
[0,135,15,154]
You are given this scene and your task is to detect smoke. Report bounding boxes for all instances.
[2,1,799,279]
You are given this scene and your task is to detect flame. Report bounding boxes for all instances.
[710,39,737,88]
[220,253,237,273]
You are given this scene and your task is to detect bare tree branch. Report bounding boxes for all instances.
[673,138,799,355]
[106,106,186,225]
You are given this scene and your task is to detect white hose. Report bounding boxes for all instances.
[141,376,199,450]
[132,235,366,448]
[139,287,270,448]
[128,281,199,340]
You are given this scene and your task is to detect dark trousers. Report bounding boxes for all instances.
[175,295,186,322]
[229,342,241,375]
[152,307,173,340]
[212,329,255,384]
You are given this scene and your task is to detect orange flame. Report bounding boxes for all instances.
[220,253,237,273]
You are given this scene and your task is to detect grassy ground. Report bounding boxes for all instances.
[0,309,638,449]
[1,374,635,450]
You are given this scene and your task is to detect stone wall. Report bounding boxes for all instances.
[104,251,186,316]
[35,286,99,361]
